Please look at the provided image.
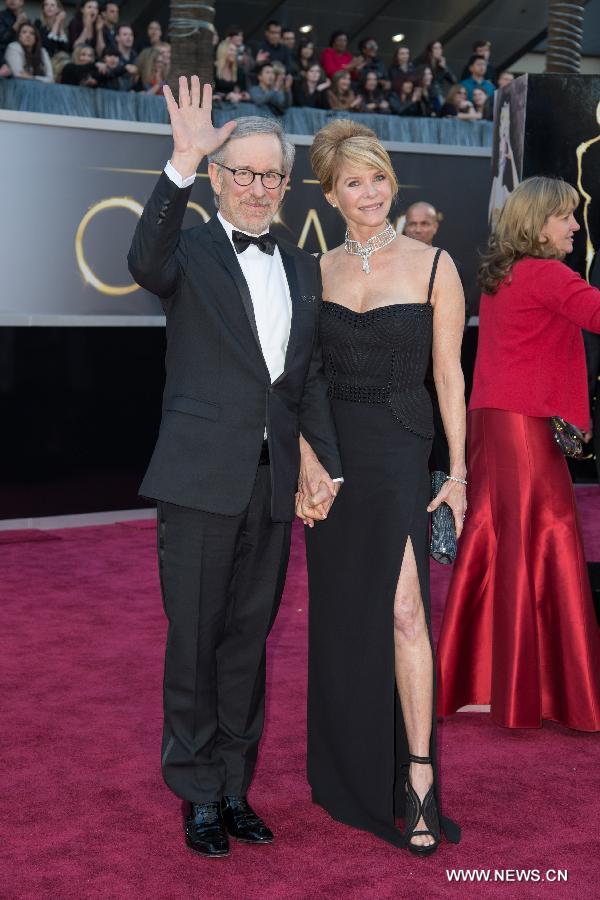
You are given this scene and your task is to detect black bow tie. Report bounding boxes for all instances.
[232,230,276,256]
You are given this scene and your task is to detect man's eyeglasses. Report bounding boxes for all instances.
[213,162,285,189]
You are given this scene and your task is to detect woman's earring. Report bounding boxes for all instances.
[331,202,337,208]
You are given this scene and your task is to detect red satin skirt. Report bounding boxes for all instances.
[437,408,600,730]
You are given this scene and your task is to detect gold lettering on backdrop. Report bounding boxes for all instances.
[75,197,144,296]
[88,166,210,179]
[576,100,600,282]
[298,209,328,252]
[186,202,211,222]
[75,198,211,295]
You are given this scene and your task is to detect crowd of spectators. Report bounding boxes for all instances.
[210,23,514,119]
[0,0,171,92]
[0,2,514,119]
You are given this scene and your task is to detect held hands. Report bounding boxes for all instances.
[427,477,467,539]
[295,438,340,527]
[295,481,338,528]
[164,77,237,178]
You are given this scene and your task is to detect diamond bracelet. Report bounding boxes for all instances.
[446,474,467,486]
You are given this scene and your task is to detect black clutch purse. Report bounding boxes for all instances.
[429,471,457,565]
[549,416,583,458]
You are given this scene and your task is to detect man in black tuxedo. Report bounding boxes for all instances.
[128,77,342,857]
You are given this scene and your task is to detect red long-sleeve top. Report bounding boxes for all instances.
[469,257,600,430]
[319,47,353,79]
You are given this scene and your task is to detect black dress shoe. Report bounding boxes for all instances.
[184,801,229,857]
[220,796,274,844]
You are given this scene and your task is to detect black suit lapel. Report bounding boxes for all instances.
[207,217,266,365]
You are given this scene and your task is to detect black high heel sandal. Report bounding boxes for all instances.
[405,754,441,857]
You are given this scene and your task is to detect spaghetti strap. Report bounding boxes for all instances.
[427,248,443,303]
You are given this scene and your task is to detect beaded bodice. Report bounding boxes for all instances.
[319,300,434,438]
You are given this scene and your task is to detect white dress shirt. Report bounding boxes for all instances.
[164,160,292,385]
[163,161,343,483]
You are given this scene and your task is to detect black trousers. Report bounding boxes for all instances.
[156,464,292,802]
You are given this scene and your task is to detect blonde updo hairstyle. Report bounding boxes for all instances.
[310,119,399,205]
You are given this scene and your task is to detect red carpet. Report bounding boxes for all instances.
[3,489,600,899]
[0,529,62,545]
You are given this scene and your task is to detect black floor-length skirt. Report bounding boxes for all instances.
[305,400,460,847]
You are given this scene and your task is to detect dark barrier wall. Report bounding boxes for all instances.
[0,111,492,519]
[489,74,600,282]
[0,79,494,147]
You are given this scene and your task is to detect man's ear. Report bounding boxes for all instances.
[208,162,222,197]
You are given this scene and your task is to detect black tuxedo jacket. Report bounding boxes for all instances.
[128,173,341,521]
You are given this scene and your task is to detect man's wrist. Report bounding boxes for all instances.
[164,159,196,189]
[170,151,203,181]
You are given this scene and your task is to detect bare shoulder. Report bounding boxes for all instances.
[434,248,459,277]
[431,248,464,313]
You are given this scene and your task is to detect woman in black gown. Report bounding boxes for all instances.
[297,120,466,854]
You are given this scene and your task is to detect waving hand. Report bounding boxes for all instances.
[164,76,237,178]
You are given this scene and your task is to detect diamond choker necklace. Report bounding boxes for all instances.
[344,221,397,274]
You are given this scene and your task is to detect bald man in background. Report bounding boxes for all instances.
[403,202,439,246]
[403,201,450,473]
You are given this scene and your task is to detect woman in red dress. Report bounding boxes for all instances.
[437,176,600,731]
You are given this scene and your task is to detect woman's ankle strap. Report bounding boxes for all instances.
[409,754,432,765]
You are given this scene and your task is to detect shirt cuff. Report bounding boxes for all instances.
[332,477,344,483]
[164,160,196,189]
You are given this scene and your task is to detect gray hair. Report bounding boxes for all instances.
[208,116,296,175]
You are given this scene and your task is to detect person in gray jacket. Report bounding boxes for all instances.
[249,61,291,115]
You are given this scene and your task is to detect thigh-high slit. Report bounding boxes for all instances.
[306,399,460,847]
